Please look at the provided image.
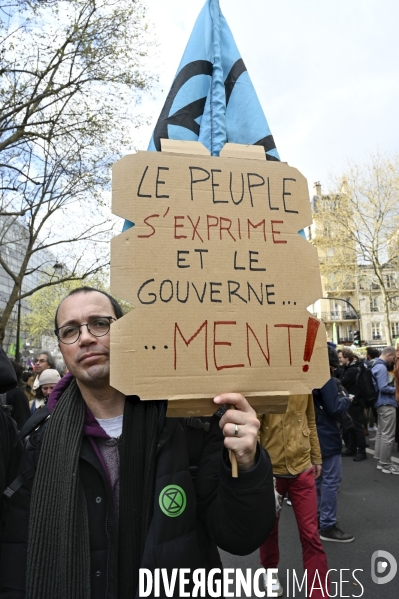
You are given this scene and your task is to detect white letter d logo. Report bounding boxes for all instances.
[371,550,397,585]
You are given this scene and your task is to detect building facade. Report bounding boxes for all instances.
[307,183,399,348]
[0,216,60,360]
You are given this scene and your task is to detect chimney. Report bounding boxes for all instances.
[314,181,322,196]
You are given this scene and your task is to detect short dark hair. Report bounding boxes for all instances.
[35,350,56,369]
[54,286,124,331]
[22,371,31,383]
[366,347,380,359]
[327,345,340,368]
[10,358,23,380]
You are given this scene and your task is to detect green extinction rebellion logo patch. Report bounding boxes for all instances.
[159,485,187,517]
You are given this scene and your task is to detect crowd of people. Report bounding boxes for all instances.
[258,341,399,597]
[0,286,398,598]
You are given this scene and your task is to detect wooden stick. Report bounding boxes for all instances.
[229,449,238,478]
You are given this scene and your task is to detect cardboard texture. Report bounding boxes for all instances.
[110,141,329,413]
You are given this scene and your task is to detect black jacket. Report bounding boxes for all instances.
[0,411,20,512]
[0,412,23,538]
[0,407,275,598]
[339,361,363,406]
[0,349,19,519]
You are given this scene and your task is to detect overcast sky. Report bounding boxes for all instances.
[133,0,399,197]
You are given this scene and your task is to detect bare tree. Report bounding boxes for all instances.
[22,274,132,342]
[312,153,399,344]
[0,0,156,344]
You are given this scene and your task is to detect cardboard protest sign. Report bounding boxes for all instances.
[110,141,329,413]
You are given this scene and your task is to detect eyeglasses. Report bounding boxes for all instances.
[35,358,48,364]
[55,316,116,345]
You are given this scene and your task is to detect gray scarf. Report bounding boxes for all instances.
[26,378,159,599]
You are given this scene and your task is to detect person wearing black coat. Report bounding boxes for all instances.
[313,347,354,543]
[1,394,275,598]
[0,348,18,504]
[337,348,368,461]
[0,348,23,532]
[0,288,276,599]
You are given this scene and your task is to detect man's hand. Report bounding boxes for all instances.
[214,393,259,471]
[313,464,322,480]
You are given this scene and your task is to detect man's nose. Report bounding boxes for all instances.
[78,324,97,344]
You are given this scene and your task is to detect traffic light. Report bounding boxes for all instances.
[353,330,361,346]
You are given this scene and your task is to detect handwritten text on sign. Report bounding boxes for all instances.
[110,144,329,398]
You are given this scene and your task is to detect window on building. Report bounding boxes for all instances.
[370,297,379,312]
[330,302,339,319]
[386,274,395,289]
[344,298,352,314]
[389,297,399,311]
[371,322,381,340]
[391,323,399,338]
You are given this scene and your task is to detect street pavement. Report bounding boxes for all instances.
[220,438,399,599]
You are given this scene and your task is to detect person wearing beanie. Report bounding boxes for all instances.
[25,349,56,405]
[0,348,17,394]
[313,346,355,543]
[1,360,30,430]
[30,369,60,414]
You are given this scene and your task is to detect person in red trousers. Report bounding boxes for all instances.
[258,394,329,598]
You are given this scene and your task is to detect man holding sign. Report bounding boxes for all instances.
[0,287,276,599]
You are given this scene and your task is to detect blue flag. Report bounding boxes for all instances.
[123,0,279,231]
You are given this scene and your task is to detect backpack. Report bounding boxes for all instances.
[313,381,355,433]
[355,364,378,408]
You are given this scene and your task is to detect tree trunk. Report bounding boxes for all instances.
[380,286,392,346]
[0,282,22,346]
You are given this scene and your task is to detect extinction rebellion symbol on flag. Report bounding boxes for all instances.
[159,485,187,517]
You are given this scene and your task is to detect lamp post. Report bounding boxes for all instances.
[15,298,21,362]
[321,296,361,342]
